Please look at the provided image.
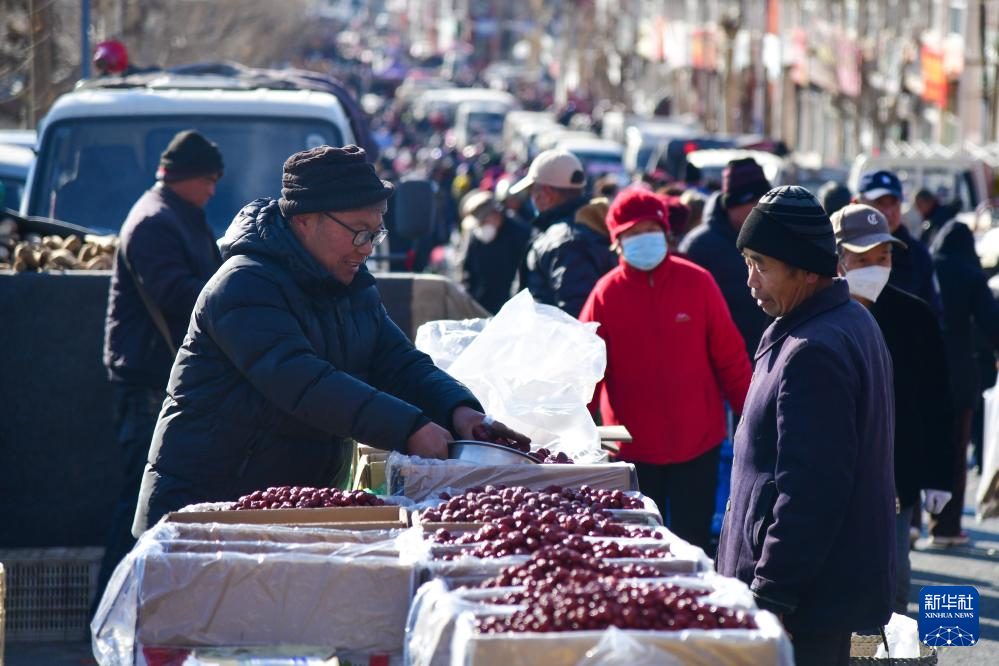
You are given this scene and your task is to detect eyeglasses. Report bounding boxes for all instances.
[321,211,389,247]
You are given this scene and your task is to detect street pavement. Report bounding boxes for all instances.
[5,473,999,665]
[907,470,999,665]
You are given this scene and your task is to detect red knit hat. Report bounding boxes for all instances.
[605,188,669,243]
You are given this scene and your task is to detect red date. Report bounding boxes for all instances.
[475,578,757,633]
[231,486,385,510]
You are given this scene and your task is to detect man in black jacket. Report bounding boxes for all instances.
[929,219,999,545]
[679,158,772,358]
[915,188,959,246]
[832,203,955,613]
[98,130,224,597]
[460,190,530,314]
[132,145,526,534]
[512,149,616,317]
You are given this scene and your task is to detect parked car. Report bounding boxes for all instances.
[22,66,364,236]
[685,148,790,189]
[0,143,33,210]
[556,136,626,182]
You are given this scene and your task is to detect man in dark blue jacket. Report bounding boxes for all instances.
[512,149,616,317]
[717,187,895,665]
[98,129,224,598]
[132,145,526,534]
[679,158,773,358]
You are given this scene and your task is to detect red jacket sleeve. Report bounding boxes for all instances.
[579,287,606,417]
[703,272,752,414]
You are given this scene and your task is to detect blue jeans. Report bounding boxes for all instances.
[94,383,164,608]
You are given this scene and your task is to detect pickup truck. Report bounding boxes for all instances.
[1,65,484,549]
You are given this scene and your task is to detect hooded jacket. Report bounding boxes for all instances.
[678,192,772,358]
[579,254,751,464]
[132,198,479,533]
[521,196,618,317]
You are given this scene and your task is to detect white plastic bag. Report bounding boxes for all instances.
[414,318,489,372]
[977,386,999,520]
[874,613,921,658]
[420,290,606,462]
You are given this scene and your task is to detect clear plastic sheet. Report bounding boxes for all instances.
[416,290,607,461]
[413,318,489,371]
[160,522,406,546]
[575,626,684,665]
[385,452,637,501]
[406,573,791,666]
[91,527,416,664]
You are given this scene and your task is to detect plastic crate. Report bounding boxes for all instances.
[0,547,102,642]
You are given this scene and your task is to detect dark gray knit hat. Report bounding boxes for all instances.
[158,130,223,182]
[736,186,838,277]
[278,144,394,219]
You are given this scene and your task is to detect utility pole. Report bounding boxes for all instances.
[27,0,54,127]
[81,0,91,79]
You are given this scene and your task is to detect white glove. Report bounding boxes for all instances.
[923,489,953,514]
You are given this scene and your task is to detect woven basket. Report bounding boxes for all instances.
[849,634,938,665]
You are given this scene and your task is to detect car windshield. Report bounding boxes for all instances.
[29,116,345,236]
[467,112,506,136]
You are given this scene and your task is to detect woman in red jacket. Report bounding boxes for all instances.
[580,188,751,551]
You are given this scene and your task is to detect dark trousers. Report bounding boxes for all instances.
[94,382,164,608]
[792,630,852,666]
[633,445,720,553]
[930,408,972,537]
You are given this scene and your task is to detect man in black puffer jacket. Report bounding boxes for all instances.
[132,145,527,534]
[512,149,617,317]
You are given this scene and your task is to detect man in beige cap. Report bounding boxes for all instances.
[831,203,955,615]
[510,149,616,317]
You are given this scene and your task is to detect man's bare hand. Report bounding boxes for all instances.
[452,406,531,448]
[406,422,452,459]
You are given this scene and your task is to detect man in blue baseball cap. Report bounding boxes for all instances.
[857,170,941,313]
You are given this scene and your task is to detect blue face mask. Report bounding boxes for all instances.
[620,231,668,271]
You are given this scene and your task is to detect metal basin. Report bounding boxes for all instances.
[447,440,538,465]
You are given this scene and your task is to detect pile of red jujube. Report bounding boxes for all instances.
[419,485,645,524]
[435,532,670,560]
[231,486,385,510]
[530,448,575,464]
[478,545,666,589]
[432,515,656,545]
[475,578,757,634]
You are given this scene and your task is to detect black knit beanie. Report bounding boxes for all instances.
[736,186,838,277]
[158,130,224,182]
[278,144,394,219]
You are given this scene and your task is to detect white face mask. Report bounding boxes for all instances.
[845,265,891,302]
[472,223,498,243]
[620,231,668,271]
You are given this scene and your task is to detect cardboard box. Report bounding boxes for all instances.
[135,547,416,654]
[451,616,791,666]
[165,504,408,530]
[165,522,404,546]
[388,459,639,502]
[353,445,390,493]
